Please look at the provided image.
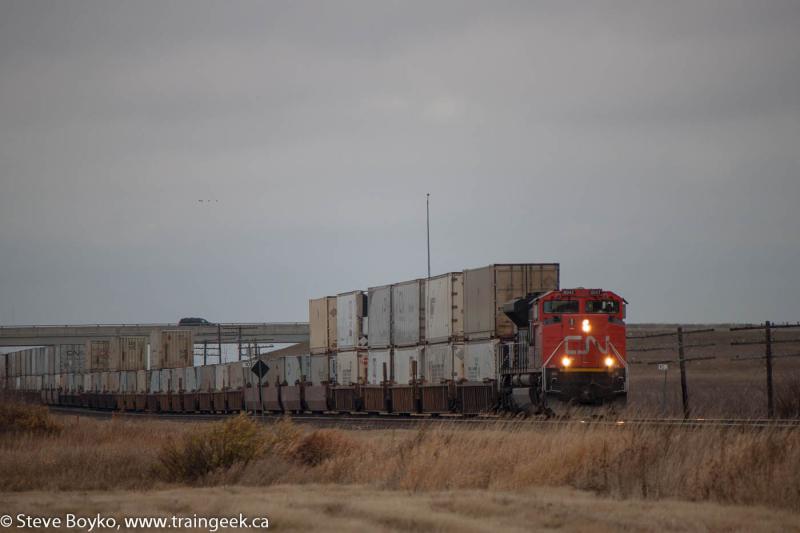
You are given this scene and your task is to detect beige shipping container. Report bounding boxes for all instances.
[425,272,464,343]
[335,350,367,385]
[118,336,147,371]
[309,296,337,354]
[150,330,194,369]
[86,339,119,372]
[463,264,559,340]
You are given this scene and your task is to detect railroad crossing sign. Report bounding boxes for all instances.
[657,363,669,371]
[251,360,270,379]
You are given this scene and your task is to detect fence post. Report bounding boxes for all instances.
[765,321,774,418]
[677,326,690,419]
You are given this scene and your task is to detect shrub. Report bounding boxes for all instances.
[0,402,62,435]
[156,414,264,482]
[290,429,357,466]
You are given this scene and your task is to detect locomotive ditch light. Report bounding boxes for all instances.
[604,356,615,367]
[561,356,572,367]
[582,319,591,333]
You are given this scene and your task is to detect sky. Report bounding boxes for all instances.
[0,1,798,325]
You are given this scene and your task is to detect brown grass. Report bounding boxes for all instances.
[0,410,799,512]
[2,484,799,533]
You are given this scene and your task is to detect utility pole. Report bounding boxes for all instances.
[765,321,774,418]
[426,193,431,279]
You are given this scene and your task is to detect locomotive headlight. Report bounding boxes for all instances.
[582,319,591,333]
[604,356,615,367]
[561,356,572,367]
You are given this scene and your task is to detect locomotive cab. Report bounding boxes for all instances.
[533,288,627,405]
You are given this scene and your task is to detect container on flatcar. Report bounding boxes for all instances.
[463,263,559,340]
[87,340,119,372]
[425,272,464,343]
[367,348,392,384]
[335,350,367,385]
[424,342,465,383]
[336,291,367,350]
[59,344,85,374]
[392,279,425,346]
[150,330,193,369]
[367,284,392,348]
[309,296,338,354]
[464,339,499,381]
[309,354,330,385]
[393,345,424,384]
[118,336,147,371]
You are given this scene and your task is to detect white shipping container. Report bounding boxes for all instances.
[367,285,392,348]
[59,344,85,374]
[335,350,367,385]
[392,280,425,346]
[337,291,366,350]
[393,346,424,384]
[367,349,391,385]
[228,362,245,389]
[264,357,285,387]
[464,340,499,381]
[108,371,121,393]
[159,368,171,393]
[198,366,215,392]
[425,272,464,343]
[309,354,330,385]
[136,370,148,393]
[425,343,465,383]
[184,367,197,392]
[283,356,302,385]
[214,364,226,391]
[170,368,183,392]
[149,370,160,394]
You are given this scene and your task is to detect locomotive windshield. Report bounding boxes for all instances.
[585,300,620,313]
[543,300,579,313]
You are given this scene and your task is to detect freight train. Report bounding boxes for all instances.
[1,287,627,417]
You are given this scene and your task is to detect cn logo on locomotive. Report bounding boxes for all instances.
[564,335,611,356]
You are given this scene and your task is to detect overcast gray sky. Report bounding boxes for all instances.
[1,1,798,325]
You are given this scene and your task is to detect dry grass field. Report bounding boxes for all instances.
[1,403,800,531]
[3,484,799,532]
[625,324,800,418]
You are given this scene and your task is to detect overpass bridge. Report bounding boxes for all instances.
[0,323,309,348]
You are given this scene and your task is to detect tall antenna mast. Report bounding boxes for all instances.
[426,193,431,278]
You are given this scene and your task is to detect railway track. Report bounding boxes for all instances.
[47,406,800,430]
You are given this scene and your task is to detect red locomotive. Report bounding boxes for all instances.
[501,288,627,411]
